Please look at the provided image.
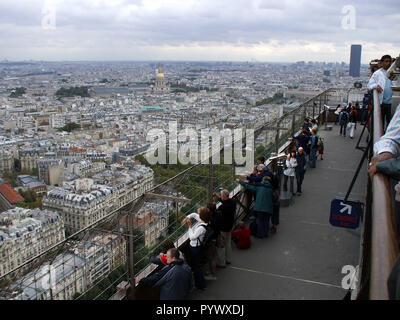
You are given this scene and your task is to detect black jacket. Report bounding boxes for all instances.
[209,209,224,240]
[219,198,236,232]
[295,152,307,173]
[292,133,310,150]
[139,260,193,300]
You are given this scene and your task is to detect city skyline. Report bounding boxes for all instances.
[0,0,399,63]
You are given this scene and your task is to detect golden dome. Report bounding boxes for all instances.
[156,66,164,78]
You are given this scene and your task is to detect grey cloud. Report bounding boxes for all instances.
[0,0,398,60]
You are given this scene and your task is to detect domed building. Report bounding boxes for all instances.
[151,66,170,93]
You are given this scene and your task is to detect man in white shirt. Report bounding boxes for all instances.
[368,55,394,130]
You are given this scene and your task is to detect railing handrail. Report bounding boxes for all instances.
[369,89,399,300]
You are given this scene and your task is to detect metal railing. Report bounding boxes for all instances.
[369,89,399,299]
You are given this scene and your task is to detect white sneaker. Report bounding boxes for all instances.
[204,275,217,281]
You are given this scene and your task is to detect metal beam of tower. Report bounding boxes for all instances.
[143,193,192,203]
[262,127,289,131]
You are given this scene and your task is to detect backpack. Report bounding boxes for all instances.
[341,112,348,122]
[197,223,216,264]
[197,223,215,249]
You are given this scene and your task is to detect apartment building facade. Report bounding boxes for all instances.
[0,150,14,172]
[42,166,154,233]
[0,208,65,278]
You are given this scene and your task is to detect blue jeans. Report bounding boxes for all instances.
[340,122,347,136]
[283,175,294,194]
[310,148,317,168]
[255,211,271,238]
[189,245,206,290]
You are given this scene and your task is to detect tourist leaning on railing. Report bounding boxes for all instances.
[369,101,400,246]
[237,176,277,239]
[368,102,400,179]
[150,239,185,266]
[292,129,310,150]
[139,248,193,300]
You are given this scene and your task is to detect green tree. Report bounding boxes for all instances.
[55,86,89,98]
[18,189,37,203]
[2,171,18,187]
[58,122,81,132]
[9,87,26,98]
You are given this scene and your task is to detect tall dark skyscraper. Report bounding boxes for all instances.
[349,44,362,77]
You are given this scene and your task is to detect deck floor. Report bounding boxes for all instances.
[188,123,368,300]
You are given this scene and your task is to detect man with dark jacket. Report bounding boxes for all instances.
[295,147,307,195]
[214,189,236,266]
[239,176,277,238]
[139,248,193,300]
[246,164,273,183]
[292,129,310,150]
[293,129,311,168]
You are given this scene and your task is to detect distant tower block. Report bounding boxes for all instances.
[349,44,362,77]
[152,66,170,93]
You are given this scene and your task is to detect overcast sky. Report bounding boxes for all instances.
[0,0,399,63]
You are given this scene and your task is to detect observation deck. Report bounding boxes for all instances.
[189,125,367,300]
